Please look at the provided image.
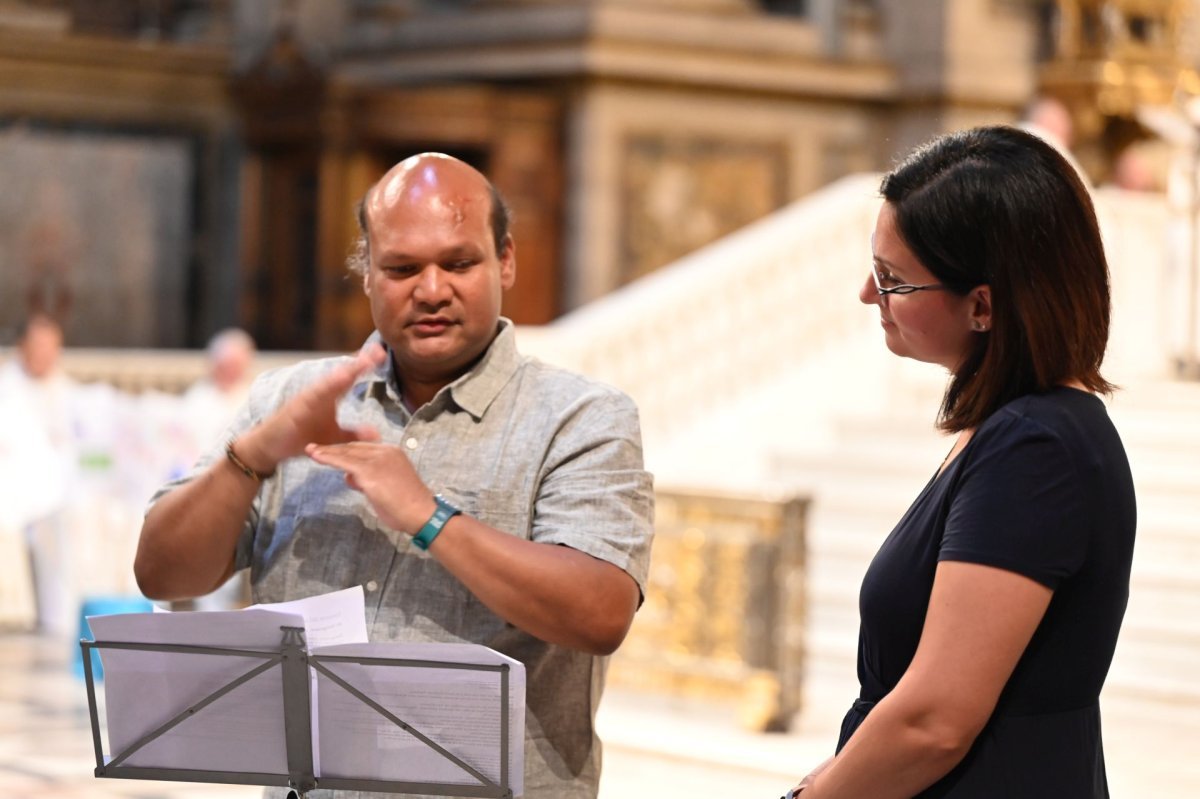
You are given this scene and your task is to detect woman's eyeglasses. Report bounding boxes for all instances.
[871,267,947,303]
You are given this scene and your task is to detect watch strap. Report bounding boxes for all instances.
[412,494,461,550]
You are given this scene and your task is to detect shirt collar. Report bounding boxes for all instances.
[359,318,520,421]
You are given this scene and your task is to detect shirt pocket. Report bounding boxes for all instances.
[440,486,532,541]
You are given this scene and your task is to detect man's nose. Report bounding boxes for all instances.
[414,265,449,304]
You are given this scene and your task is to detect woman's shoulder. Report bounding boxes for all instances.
[968,387,1123,474]
[983,387,1109,435]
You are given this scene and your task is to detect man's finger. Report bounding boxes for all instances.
[306,441,392,468]
[305,443,357,469]
[358,341,386,366]
[310,345,386,402]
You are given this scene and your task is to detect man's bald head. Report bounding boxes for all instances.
[347,153,511,276]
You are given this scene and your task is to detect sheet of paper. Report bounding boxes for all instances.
[249,585,368,649]
[312,642,525,796]
[88,607,304,775]
[248,584,370,774]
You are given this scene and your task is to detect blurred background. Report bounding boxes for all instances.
[1,1,1199,797]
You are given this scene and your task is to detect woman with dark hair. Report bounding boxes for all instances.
[786,126,1136,798]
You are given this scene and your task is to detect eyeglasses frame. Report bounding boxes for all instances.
[870,267,948,303]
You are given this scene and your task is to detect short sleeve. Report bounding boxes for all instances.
[530,390,655,594]
[940,410,1089,589]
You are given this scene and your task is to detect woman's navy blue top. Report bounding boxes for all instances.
[838,387,1136,798]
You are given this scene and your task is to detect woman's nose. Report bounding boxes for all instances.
[859,273,881,306]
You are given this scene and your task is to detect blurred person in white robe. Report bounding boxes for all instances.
[0,313,77,632]
[0,383,56,629]
[182,328,257,454]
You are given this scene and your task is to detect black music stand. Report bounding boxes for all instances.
[81,626,517,798]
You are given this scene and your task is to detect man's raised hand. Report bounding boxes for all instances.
[233,343,387,475]
[305,441,435,536]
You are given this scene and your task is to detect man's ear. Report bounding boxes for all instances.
[362,269,371,296]
[499,234,516,291]
[969,284,992,332]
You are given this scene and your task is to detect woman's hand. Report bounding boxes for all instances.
[787,755,834,797]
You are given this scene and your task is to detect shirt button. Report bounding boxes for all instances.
[365,580,378,592]
[405,437,419,450]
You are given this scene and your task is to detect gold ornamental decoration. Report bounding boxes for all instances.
[607,488,808,732]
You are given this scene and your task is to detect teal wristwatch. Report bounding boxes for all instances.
[412,494,461,550]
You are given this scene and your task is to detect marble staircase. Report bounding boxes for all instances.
[766,374,1200,730]
[1105,381,1200,715]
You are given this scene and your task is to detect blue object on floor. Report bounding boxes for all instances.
[73,595,155,681]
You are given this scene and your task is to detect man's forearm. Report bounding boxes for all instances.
[134,452,261,600]
[428,515,640,655]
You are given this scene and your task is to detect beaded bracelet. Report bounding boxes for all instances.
[225,440,274,482]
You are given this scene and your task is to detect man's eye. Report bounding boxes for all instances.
[447,259,476,271]
[384,265,417,276]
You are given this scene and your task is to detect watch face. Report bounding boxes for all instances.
[414,495,461,549]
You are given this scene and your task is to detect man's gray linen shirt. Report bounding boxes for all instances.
[159,320,655,799]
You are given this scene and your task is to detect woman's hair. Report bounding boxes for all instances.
[880,125,1114,432]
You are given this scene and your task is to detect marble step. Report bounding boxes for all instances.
[802,511,1200,582]
[770,377,1200,725]
[802,529,1200,626]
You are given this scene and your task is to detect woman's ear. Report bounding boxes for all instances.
[969,284,992,332]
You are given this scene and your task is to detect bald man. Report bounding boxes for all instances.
[135,154,654,798]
